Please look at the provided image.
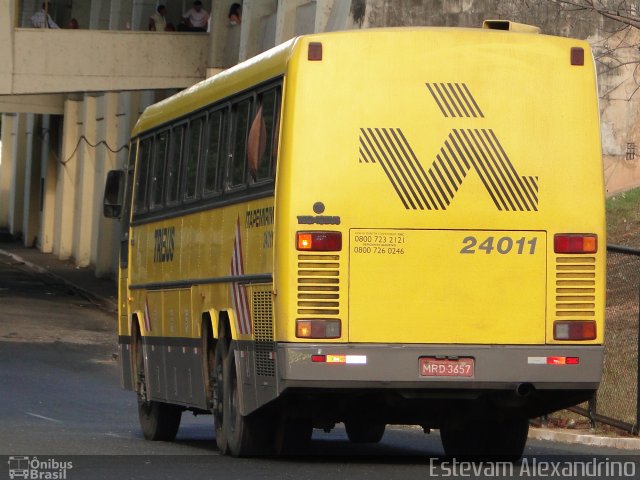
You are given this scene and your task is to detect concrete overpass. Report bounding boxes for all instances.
[0,0,358,277]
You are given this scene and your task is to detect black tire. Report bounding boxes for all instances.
[214,325,229,455]
[224,342,274,457]
[440,417,529,461]
[345,420,385,443]
[133,331,182,441]
[273,415,313,456]
[138,400,182,441]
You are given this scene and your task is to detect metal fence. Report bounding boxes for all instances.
[569,245,640,434]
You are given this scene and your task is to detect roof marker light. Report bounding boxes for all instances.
[308,42,323,61]
[571,47,584,66]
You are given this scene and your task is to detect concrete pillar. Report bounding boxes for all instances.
[109,0,132,29]
[22,113,42,247]
[54,98,81,260]
[73,94,98,267]
[132,0,156,30]
[239,0,277,61]
[92,92,121,277]
[275,0,313,43]
[69,0,92,30]
[89,0,103,29]
[0,0,16,93]
[208,0,238,72]
[39,114,58,253]
[0,113,17,228]
[139,89,157,113]
[9,113,27,237]
[319,0,360,32]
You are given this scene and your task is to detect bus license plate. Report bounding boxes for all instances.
[420,357,474,377]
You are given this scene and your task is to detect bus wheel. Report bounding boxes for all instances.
[134,333,182,441]
[345,420,385,443]
[223,343,273,457]
[138,400,182,441]
[440,417,529,461]
[213,329,229,455]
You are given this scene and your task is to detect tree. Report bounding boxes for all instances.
[547,0,640,98]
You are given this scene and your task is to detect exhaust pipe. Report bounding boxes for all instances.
[515,383,534,397]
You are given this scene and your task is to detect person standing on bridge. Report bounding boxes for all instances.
[31,2,59,29]
[179,1,209,32]
[149,5,169,31]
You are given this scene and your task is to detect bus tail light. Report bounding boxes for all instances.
[296,319,341,338]
[553,320,597,340]
[296,231,342,251]
[554,234,597,254]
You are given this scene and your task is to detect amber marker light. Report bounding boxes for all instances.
[296,231,342,251]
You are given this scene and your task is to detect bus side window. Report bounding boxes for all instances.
[185,116,204,201]
[203,108,226,196]
[166,124,185,205]
[133,137,152,214]
[149,130,169,210]
[229,98,252,188]
[248,87,280,183]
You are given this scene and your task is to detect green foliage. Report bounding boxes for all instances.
[606,187,640,246]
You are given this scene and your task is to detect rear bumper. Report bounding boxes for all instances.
[277,343,603,390]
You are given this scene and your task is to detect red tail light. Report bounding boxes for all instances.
[296,231,342,251]
[553,321,597,341]
[554,234,597,254]
[296,319,341,339]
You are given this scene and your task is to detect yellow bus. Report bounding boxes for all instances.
[104,21,605,460]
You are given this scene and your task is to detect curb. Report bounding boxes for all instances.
[0,248,118,314]
[529,427,640,450]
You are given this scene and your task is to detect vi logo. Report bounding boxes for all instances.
[358,83,538,211]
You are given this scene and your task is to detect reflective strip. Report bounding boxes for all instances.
[346,355,367,365]
[528,356,547,364]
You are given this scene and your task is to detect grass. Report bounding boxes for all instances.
[606,187,640,247]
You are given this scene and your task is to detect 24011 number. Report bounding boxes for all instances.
[460,236,537,255]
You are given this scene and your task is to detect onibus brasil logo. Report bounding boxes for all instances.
[359,82,538,212]
[8,456,73,479]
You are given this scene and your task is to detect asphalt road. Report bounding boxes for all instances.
[0,253,638,480]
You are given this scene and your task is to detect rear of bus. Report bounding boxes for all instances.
[273,25,604,444]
